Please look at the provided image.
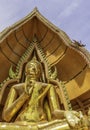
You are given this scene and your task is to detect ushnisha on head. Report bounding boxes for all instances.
[25,57,42,79]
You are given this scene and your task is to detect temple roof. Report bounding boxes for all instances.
[0,8,90,112]
[0,8,90,65]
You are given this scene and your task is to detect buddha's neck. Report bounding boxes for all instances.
[25,75,39,82]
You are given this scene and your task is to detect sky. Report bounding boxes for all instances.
[0,0,90,51]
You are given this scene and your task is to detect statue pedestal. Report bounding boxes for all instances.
[0,120,70,130]
[0,120,88,130]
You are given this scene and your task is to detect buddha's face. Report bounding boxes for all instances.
[25,62,41,79]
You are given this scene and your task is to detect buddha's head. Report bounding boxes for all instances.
[25,57,42,79]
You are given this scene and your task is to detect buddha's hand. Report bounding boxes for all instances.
[64,111,83,128]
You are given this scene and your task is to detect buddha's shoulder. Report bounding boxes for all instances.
[12,83,25,90]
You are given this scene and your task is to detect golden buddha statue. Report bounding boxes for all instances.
[0,56,88,130]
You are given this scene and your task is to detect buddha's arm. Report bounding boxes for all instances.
[48,84,60,113]
[46,81,66,119]
[2,86,29,122]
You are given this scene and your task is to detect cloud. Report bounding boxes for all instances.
[59,0,82,18]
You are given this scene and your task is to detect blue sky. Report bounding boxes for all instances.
[0,0,90,51]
